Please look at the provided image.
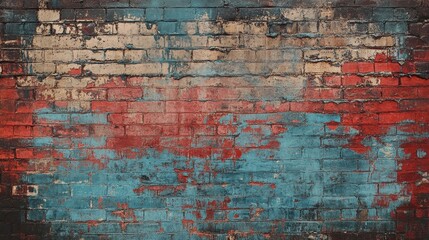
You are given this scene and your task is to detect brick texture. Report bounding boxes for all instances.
[1,0,429,239]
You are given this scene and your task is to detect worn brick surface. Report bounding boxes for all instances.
[1,0,429,239]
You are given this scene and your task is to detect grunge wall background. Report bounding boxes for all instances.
[0,0,429,239]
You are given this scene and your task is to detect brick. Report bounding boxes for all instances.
[344,88,382,100]
[35,114,70,124]
[117,22,140,35]
[107,88,142,100]
[125,64,167,75]
[91,125,125,137]
[71,113,108,124]
[0,90,19,99]
[357,62,374,73]
[374,63,401,73]
[363,101,399,112]
[193,50,225,61]
[379,77,399,86]
[414,50,429,61]
[305,62,341,73]
[16,148,34,159]
[107,9,145,21]
[342,75,363,86]
[342,62,359,73]
[92,101,128,113]
[144,113,178,124]
[2,2,429,238]
[70,210,106,221]
[0,114,32,125]
[38,10,60,22]
[126,125,162,136]
[76,9,106,21]
[128,102,165,113]
[382,87,419,99]
[324,102,361,113]
[379,112,416,124]
[108,113,143,124]
[73,50,104,62]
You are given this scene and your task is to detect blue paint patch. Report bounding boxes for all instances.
[106,8,145,22]
[71,113,108,124]
[33,137,54,147]
[22,111,416,237]
[71,137,107,148]
[36,114,70,124]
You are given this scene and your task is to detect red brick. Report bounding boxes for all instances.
[319,88,342,99]
[401,76,429,86]
[342,62,359,73]
[0,100,15,113]
[166,101,205,113]
[305,88,341,100]
[128,101,165,113]
[324,76,342,86]
[0,114,33,125]
[126,125,162,136]
[92,101,128,112]
[400,100,429,111]
[402,61,416,74]
[160,137,192,148]
[0,126,14,137]
[414,50,429,61]
[108,88,143,100]
[16,149,34,159]
[379,77,399,86]
[375,62,401,72]
[179,126,193,136]
[360,125,392,135]
[179,113,206,125]
[217,125,238,135]
[0,77,16,88]
[1,63,24,75]
[33,126,52,137]
[0,89,19,99]
[363,101,399,113]
[91,125,125,136]
[192,125,216,136]
[0,149,14,159]
[303,87,319,99]
[344,88,381,100]
[14,126,32,137]
[382,87,419,99]
[342,75,363,86]
[342,113,379,124]
[108,113,143,124]
[357,62,374,73]
[324,102,362,113]
[16,101,51,113]
[416,111,429,123]
[379,112,416,124]
[374,53,390,62]
[144,113,178,124]
[418,87,429,98]
[290,101,324,112]
[162,125,179,136]
[254,101,290,113]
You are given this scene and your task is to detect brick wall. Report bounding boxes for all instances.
[1,0,429,239]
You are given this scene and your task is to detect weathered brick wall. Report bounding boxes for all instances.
[1,0,429,239]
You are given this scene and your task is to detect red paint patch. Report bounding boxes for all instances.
[68,67,82,76]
